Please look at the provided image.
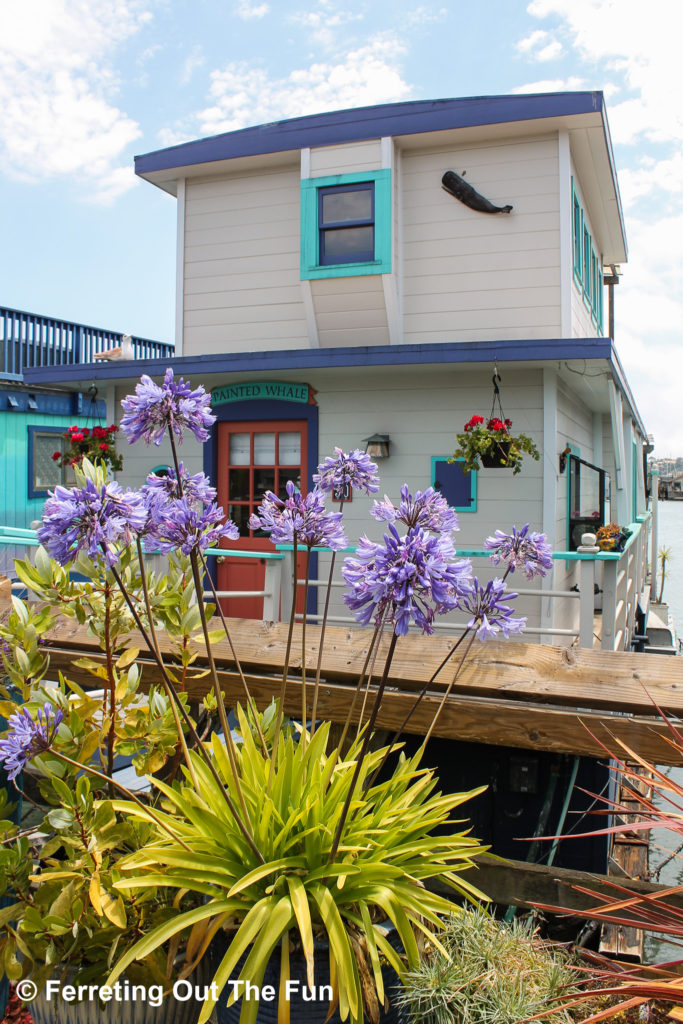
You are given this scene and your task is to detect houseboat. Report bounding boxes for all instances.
[14,93,677,947]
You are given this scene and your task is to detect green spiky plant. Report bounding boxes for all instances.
[106,707,488,1024]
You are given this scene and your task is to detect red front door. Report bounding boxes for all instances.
[216,420,308,618]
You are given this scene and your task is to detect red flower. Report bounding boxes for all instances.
[487,418,507,432]
[93,426,106,439]
[71,431,85,442]
[98,442,109,451]
[108,424,118,433]
[464,414,485,432]
[81,428,90,436]
[51,451,61,461]
[504,418,513,428]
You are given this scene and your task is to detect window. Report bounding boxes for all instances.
[27,426,76,498]
[431,457,477,513]
[572,178,604,333]
[567,454,610,551]
[318,183,374,265]
[300,169,391,280]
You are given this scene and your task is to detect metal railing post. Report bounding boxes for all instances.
[280,550,294,623]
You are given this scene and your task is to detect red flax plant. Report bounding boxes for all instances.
[530,705,683,1023]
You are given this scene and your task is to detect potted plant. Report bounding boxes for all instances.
[52,424,123,475]
[596,522,632,552]
[0,369,554,1024]
[451,415,540,475]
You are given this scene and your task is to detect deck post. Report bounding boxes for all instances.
[650,470,659,601]
[577,534,598,648]
[280,550,294,623]
[602,559,618,650]
[262,558,283,622]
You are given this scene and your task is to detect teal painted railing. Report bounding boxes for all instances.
[0,305,174,380]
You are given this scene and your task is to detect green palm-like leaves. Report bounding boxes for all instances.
[110,708,487,1024]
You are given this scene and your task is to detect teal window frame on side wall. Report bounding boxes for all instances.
[571,177,603,334]
[430,456,477,513]
[300,169,391,281]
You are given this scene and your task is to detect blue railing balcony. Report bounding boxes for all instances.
[0,305,174,380]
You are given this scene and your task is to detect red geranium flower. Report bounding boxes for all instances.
[487,418,506,432]
[464,414,485,432]
[108,425,118,433]
[51,451,61,461]
[98,443,109,451]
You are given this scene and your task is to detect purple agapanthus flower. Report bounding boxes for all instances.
[371,484,460,535]
[484,524,553,580]
[0,703,63,780]
[459,577,527,640]
[120,369,216,447]
[342,525,472,635]
[249,481,347,550]
[313,448,380,496]
[143,463,217,507]
[154,499,239,556]
[38,480,147,567]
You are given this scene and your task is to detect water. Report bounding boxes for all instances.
[643,500,683,962]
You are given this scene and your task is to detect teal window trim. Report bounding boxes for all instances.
[300,169,391,280]
[564,442,581,553]
[430,456,477,513]
[572,180,604,333]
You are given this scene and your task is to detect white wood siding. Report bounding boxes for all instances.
[311,276,389,347]
[400,136,561,343]
[183,167,308,356]
[309,140,382,176]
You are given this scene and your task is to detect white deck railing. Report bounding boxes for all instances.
[2,510,653,653]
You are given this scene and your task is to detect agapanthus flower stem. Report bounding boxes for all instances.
[423,630,478,745]
[199,550,267,758]
[106,556,264,864]
[329,631,399,863]
[300,548,311,748]
[337,622,382,751]
[270,536,298,773]
[188,549,250,823]
[309,548,338,740]
[136,538,200,791]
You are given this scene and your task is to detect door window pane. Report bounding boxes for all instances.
[278,432,301,465]
[254,468,275,497]
[254,433,275,466]
[228,468,250,501]
[33,433,63,491]
[278,472,300,499]
[229,433,250,466]
[229,505,251,535]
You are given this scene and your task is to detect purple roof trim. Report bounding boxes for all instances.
[135,92,604,175]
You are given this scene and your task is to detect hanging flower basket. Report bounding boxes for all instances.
[451,416,539,475]
[52,424,123,474]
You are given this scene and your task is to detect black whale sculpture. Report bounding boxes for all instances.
[441,170,513,214]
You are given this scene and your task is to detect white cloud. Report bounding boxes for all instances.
[512,76,586,94]
[235,0,270,19]
[516,28,563,61]
[403,6,448,27]
[0,0,153,202]
[197,34,411,136]
[290,5,363,48]
[181,44,205,86]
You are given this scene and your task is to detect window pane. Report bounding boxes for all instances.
[229,504,251,535]
[254,433,275,466]
[278,432,301,465]
[33,433,62,491]
[322,188,372,224]
[278,472,300,499]
[228,468,250,501]
[229,433,250,466]
[254,468,275,496]
[322,226,374,262]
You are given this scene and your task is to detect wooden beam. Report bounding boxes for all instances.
[38,613,683,717]
[456,853,683,914]
[44,646,683,765]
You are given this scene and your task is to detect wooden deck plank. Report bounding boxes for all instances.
[38,614,683,717]
[43,645,683,765]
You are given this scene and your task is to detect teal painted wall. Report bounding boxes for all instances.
[0,412,92,529]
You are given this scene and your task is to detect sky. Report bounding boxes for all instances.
[1,0,681,454]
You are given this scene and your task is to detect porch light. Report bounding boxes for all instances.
[363,433,391,459]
